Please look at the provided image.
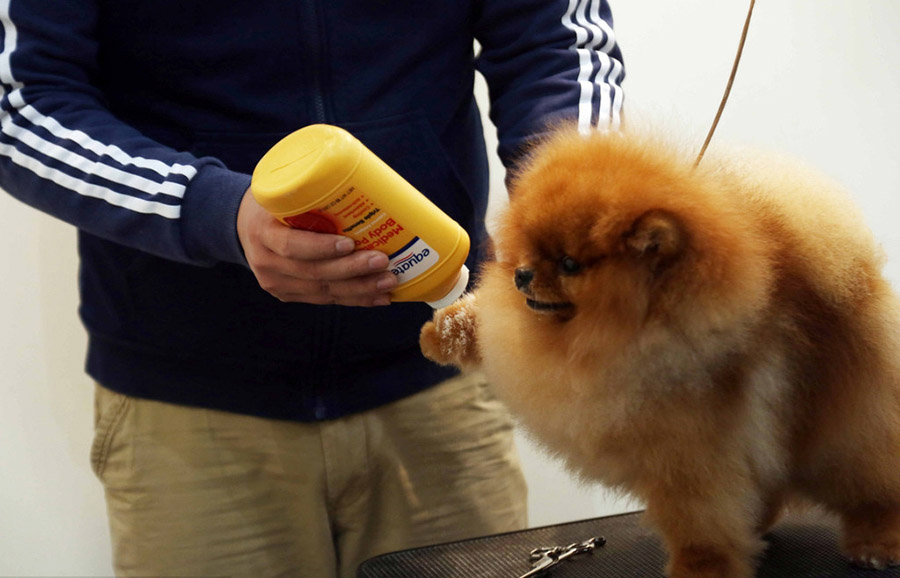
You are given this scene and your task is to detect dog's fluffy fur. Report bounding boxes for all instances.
[420,126,900,578]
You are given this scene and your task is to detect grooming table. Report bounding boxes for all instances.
[358,510,900,577]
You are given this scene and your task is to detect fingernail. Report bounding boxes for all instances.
[377,276,397,291]
[336,238,355,253]
[368,254,389,270]
[374,296,392,307]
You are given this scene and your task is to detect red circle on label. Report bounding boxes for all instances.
[284,211,339,234]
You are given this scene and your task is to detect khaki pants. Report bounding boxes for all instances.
[91,373,528,578]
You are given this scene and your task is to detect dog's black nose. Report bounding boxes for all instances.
[514,268,534,290]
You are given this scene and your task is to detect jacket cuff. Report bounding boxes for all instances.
[180,162,252,267]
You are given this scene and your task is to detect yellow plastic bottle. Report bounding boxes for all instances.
[251,124,470,308]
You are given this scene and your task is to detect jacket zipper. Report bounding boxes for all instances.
[301,1,340,420]
[300,0,328,123]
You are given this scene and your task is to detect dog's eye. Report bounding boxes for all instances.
[559,255,582,275]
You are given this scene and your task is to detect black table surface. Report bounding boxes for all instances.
[358,509,900,577]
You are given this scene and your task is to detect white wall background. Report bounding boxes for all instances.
[2,2,899,574]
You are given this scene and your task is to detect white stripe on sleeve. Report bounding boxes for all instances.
[608,58,624,130]
[7,90,197,180]
[1,114,187,199]
[588,4,624,128]
[0,139,181,218]
[561,0,596,135]
[0,0,195,214]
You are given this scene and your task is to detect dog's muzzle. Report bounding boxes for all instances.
[515,268,534,291]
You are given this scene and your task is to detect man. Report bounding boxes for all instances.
[0,0,623,576]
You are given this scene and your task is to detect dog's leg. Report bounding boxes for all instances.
[802,308,900,569]
[755,493,785,535]
[801,422,900,569]
[419,293,481,370]
[643,483,765,578]
[840,503,900,569]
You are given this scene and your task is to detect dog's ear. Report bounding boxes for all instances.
[623,210,684,271]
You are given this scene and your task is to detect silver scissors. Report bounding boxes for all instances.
[517,536,606,577]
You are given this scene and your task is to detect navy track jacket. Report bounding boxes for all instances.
[0,0,624,421]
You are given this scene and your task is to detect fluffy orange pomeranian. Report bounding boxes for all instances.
[420,126,900,578]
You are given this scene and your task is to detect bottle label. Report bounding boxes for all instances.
[286,185,440,284]
[388,237,440,283]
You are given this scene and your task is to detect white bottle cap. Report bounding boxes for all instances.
[425,265,470,309]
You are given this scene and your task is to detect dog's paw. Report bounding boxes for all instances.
[842,505,900,570]
[419,293,481,370]
[846,543,900,570]
[666,545,754,578]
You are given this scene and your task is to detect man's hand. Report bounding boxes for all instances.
[237,188,398,306]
